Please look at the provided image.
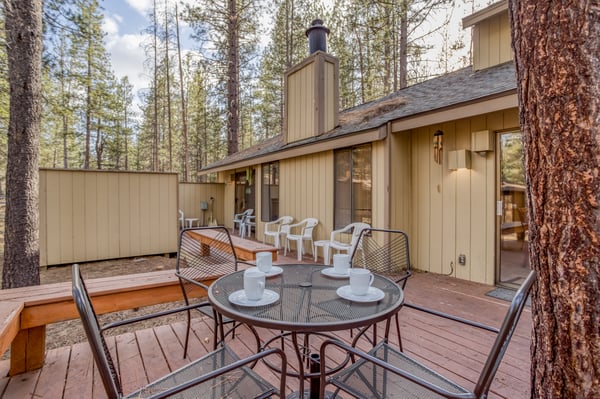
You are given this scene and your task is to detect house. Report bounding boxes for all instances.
[200,1,527,287]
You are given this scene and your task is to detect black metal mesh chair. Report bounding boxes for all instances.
[320,269,536,399]
[72,263,287,399]
[350,228,411,347]
[176,226,252,356]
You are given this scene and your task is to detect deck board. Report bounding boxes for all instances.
[0,271,532,399]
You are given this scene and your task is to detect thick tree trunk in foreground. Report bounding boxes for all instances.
[509,2,600,398]
[2,0,42,288]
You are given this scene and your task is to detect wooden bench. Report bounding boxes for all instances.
[0,269,217,376]
[188,229,279,261]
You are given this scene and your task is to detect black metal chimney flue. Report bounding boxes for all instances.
[305,19,330,54]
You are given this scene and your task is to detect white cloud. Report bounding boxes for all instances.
[125,0,153,16]
[106,32,151,106]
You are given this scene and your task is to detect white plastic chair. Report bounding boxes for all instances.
[179,209,185,229]
[233,209,253,235]
[263,216,294,249]
[240,214,256,238]
[329,222,371,258]
[284,218,319,261]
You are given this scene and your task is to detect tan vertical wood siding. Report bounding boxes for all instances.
[285,53,339,144]
[396,108,519,285]
[278,152,334,244]
[39,170,178,266]
[286,63,315,143]
[472,12,513,71]
[178,183,225,227]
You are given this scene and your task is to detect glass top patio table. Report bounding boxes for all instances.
[208,264,404,398]
[208,264,404,333]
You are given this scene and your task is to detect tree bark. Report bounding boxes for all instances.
[509,2,600,398]
[2,0,42,288]
[227,0,239,155]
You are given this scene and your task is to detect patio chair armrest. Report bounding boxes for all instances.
[101,301,213,332]
[403,302,499,334]
[330,224,353,242]
[320,339,476,399]
[288,221,305,234]
[146,347,288,399]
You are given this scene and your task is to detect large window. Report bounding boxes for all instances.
[334,144,372,229]
[261,162,279,222]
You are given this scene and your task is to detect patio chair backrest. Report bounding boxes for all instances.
[301,218,319,238]
[474,269,535,397]
[72,264,122,399]
[351,228,411,288]
[176,226,239,296]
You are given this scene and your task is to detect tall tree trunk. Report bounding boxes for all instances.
[84,42,92,169]
[164,1,173,171]
[227,0,239,155]
[399,0,408,89]
[509,2,600,398]
[62,114,68,168]
[152,0,159,171]
[95,118,103,169]
[2,0,42,288]
[175,2,189,182]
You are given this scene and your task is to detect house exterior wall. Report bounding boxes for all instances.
[472,11,512,71]
[40,169,178,266]
[179,183,225,226]
[279,152,334,242]
[392,108,519,285]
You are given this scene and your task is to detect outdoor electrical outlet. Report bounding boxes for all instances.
[458,254,466,265]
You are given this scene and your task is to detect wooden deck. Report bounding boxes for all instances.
[0,271,532,399]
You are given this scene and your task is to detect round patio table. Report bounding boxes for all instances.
[208,264,404,398]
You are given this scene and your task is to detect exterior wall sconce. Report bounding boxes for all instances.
[472,130,494,154]
[433,130,443,165]
[448,149,471,170]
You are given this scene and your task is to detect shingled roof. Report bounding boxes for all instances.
[202,62,516,171]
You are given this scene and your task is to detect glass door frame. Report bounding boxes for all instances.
[495,129,529,288]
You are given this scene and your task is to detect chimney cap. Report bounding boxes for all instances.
[305,19,330,54]
[305,19,330,37]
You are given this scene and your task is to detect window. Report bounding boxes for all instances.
[334,144,372,229]
[261,161,279,222]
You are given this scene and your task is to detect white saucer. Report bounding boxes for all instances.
[336,286,385,302]
[321,267,350,278]
[260,266,283,277]
[228,289,280,307]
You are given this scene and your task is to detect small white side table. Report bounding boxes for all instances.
[185,218,198,228]
[313,240,331,265]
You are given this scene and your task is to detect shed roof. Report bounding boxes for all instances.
[201,62,516,172]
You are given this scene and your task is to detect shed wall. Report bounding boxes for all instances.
[40,170,178,266]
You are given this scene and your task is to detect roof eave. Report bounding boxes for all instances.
[200,125,387,174]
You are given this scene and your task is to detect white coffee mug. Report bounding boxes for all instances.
[244,268,266,301]
[349,268,374,296]
[256,252,272,273]
[333,253,351,275]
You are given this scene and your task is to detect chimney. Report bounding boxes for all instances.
[284,19,339,143]
[305,19,330,54]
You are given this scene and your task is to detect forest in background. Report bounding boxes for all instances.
[0,0,484,188]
